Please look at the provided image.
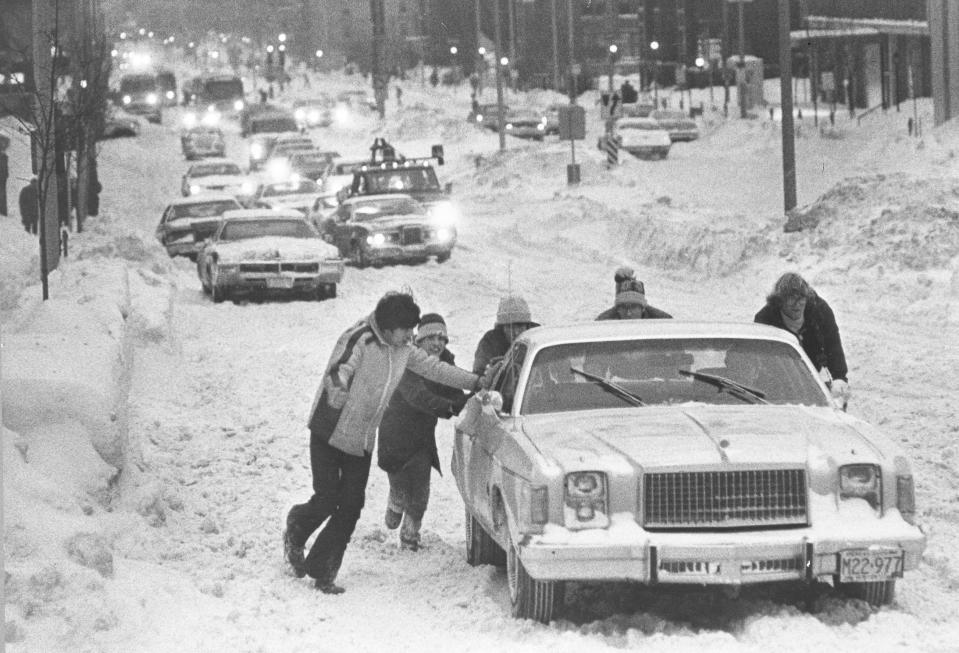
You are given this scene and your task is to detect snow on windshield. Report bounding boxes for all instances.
[219,219,314,240]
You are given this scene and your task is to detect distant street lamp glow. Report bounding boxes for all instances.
[650,40,659,51]
[478,46,486,55]
[315,49,324,58]
[609,44,618,54]
[266,44,274,53]
[450,46,458,55]
[500,56,509,66]
[278,33,287,42]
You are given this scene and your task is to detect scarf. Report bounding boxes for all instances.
[780,309,804,337]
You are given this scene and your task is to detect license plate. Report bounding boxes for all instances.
[266,277,294,289]
[838,549,904,582]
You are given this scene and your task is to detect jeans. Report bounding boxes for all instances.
[287,436,372,583]
[386,448,432,545]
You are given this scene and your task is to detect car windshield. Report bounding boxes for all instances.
[262,180,318,197]
[120,76,155,93]
[362,168,440,193]
[204,79,243,100]
[334,162,364,175]
[156,73,175,90]
[618,121,659,131]
[251,117,298,133]
[219,219,315,241]
[520,338,828,415]
[191,163,241,177]
[171,200,239,219]
[351,198,422,220]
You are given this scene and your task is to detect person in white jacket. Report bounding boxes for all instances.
[284,292,484,594]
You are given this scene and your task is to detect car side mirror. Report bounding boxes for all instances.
[444,182,453,194]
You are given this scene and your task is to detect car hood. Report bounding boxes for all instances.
[618,131,671,146]
[215,237,339,261]
[193,175,253,187]
[355,214,430,230]
[520,405,886,470]
[262,194,316,208]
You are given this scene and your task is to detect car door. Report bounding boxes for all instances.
[456,344,527,528]
[328,204,353,254]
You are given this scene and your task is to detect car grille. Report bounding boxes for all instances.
[642,469,807,529]
[401,227,423,245]
[239,262,320,273]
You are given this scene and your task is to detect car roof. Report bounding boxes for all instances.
[189,157,236,165]
[517,321,801,350]
[166,192,240,206]
[221,209,306,221]
[342,193,415,205]
[618,117,662,126]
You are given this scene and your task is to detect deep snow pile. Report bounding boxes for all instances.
[3,74,959,652]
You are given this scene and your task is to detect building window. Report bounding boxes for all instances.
[617,0,637,16]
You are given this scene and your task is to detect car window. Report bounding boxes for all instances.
[172,200,241,219]
[350,198,421,220]
[520,338,829,415]
[494,344,527,413]
[618,121,657,131]
[363,168,440,193]
[262,180,319,197]
[219,219,316,240]
[191,163,241,177]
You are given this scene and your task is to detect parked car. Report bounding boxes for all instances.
[650,109,700,141]
[116,72,162,123]
[196,209,344,302]
[504,111,547,140]
[180,159,257,201]
[317,193,455,266]
[542,104,562,135]
[470,103,511,130]
[612,117,672,159]
[288,151,335,182]
[241,107,298,139]
[180,125,226,160]
[250,178,322,214]
[99,107,141,139]
[453,321,925,623]
[292,97,333,129]
[621,100,657,118]
[156,193,243,259]
[155,69,178,106]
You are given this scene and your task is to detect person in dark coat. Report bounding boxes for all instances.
[596,267,672,320]
[284,293,483,594]
[378,313,468,550]
[473,295,539,374]
[620,80,638,104]
[19,177,39,235]
[754,272,850,404]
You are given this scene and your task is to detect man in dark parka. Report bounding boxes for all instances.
[378,313,468,550]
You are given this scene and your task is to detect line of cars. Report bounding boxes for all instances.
[610,102,701,160]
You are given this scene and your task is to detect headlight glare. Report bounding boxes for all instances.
[294,108,306,121]
[122,95,131,104]
[146,93,157,105]
[165,90,175,100]
[367,233,386,246]
[189,184,201,195]
[233,99,244,111]
[250,143,264,159]
[839,464,882,510]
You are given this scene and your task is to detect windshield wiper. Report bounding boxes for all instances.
[678,369,769,405]
[569,367,645,407]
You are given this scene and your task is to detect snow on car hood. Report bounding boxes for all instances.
[194,175,254,188]
[262,194,316,208]
[214,236,339,261]
[520,405,883,470]
[359,214,432,231]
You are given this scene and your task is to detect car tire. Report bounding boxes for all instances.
[326,284,337,299]
[351,244,368,268]
[436,251,451,263]
[465,509,505,567]
[835,579,896,607]
[506,528,563,623]
[210,265,228,303]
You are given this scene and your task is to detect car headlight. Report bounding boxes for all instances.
[475,114,483,122]
[122,95,131,105]
[505,123,513,130]
[308,109,320,122]
[250,143,264,159]
[294,108,306,121]
[537,122,545,131]
[146,93,157,105]
[565,471,608,528]
[189,184,201,195]
[183,112,197,128]
[366,233,386,246]
[165,90,175,100]
[233,99,244,111]
[207,104,216,113]
[435,228,453,243]
[839,464,882,511]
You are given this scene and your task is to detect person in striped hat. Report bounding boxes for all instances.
[596,268,672,320]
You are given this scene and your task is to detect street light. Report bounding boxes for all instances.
[608,44,618,94]
[316,49,323,58]
[649,40,660,104]
[450,46,458,55]
[478,46,486,55]
[278,33,287,43]
[500,56,509,66]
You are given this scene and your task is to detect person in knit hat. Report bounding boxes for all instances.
[473,295,540,374]
[754,272,849,406]
[596,275,673,320]
[377,313,469,550]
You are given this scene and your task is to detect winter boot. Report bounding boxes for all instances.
[399,514,422,551]
[315,579,346,594]
[384,507,402,530]
[283,529,306,578]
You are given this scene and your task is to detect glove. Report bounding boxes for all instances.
[830,379,851,403]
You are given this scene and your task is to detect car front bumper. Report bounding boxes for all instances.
[519,523,925,586]
[217,262,345,292]
[364,242,455,263]
[623,145,670,157]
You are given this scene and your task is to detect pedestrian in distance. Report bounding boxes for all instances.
[377,313,468,551]
[596,267,672,320]
[429,67,439,88]
[473,295,539,375]
[19,177,39,235]
[284,292,486,594]
[0,140,9,216]
[754,272,850,407]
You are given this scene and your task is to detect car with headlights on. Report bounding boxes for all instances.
[116,72,162,123]
[470,103,511,130]
[454,321,925,623]
[318,193,455,266]
[250,178,322,214]
[196,209,344,303]
[504,111,548,141]
[650,109,700,142]
[99,106,141,139]
[180,159,258,201]
[180,125,226,160]
[288,151,335,182]
[156,193,244,259]
[292,97,333,129]
[612,117,672,159]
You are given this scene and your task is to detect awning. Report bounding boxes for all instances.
[792,16,929,46]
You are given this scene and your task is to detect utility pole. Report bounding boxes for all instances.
[738,0,747,118]
[507,0,516,90]
[370,0,386,118]
[550,0,560,91]
[567,0,576,103]
[494,0,506,150]
[476,0,484,92]
[778,0,797,213]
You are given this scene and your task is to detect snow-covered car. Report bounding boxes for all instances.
[196,209,344,303]
[99,107,141,139]
[650,109,700,142]
[454,321,925,623]
[292,97,333,129]
[318,193,455,266]
[613,117,672,159]
[180,159,258,201]
[180,125,226,160]
[320,159,366,197]
[288,151,334,182]
[250,178,322,214]
[504,112,547,140]
[156,193,244,259]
